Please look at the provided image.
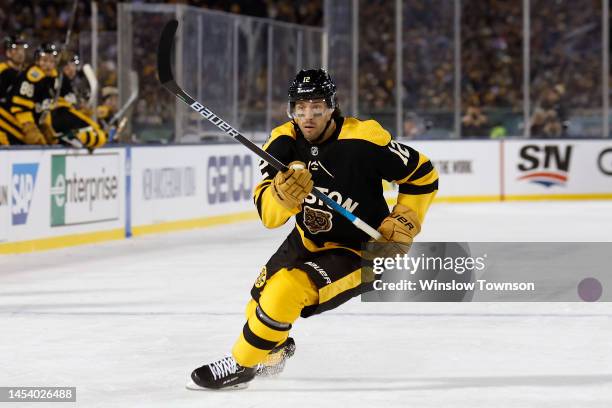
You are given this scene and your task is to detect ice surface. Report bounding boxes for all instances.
[1,201,611,407]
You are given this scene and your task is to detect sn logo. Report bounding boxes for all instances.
[12,163,39,225]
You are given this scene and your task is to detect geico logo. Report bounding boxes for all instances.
[143,167,196,200]
[598,148,612,176]
[207,155,253,204]
[51,172,118,211]
[304,187,359,212]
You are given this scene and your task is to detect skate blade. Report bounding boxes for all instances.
[185,379,249,391]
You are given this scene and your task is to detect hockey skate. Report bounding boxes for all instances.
[187,356,256,390]
[256,337,296,377]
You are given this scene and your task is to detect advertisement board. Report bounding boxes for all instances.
[0,151,9,242]
[503,140,612,197]
[130,145,260,231]
[2,148,125,246]
[403,140,501,200]
[1,139,610,254]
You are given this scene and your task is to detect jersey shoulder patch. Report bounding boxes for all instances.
[264,121,297,150]
[0,62,8,74]
[26,66,45,82]
[338,117,391,146]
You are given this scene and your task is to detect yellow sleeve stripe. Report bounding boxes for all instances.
[393,151,430,185]
[0,107,20,127]
[0,118,24,139]
[12,95,35,109]
[408,164,438,186]
[15,111,35,125]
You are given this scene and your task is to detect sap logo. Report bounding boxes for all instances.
[11,163,39,225]
[517,145,572,187]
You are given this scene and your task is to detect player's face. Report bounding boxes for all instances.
[37,54,57,75]
[293,99,333,142]
[106,95,119,110]
[6,45,26,65]
[63,62,77,79]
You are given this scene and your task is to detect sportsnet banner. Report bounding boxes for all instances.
[503,140,612,197]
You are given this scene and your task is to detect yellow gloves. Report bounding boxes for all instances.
[377,204,421,245]
[21,122,47,145]
[271,161,314,210]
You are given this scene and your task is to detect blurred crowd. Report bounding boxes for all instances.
[1,0,608,142]
[359,0,606,138]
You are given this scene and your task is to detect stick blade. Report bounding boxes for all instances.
[157,19,179,84]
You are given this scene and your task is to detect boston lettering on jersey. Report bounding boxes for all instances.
[253,116,438,249]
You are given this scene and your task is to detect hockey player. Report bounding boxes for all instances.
[96,86,119,127]
[51,52,107,149]
[9,42,59,144]
[0,35,28,145]
[9,43,107,148]
[189,69,439,390]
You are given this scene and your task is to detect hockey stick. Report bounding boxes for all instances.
[157,19,382,240]
[82,63,98,109]
[108,70,139,126]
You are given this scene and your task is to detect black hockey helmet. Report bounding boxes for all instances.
[287,69,336,118]
[3,35,29,51]
[63,51,81,67]
[34,43,59,60]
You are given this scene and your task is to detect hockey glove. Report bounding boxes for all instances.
[377,204,421,246]
[21,122,47,145]
[271,161,314,210]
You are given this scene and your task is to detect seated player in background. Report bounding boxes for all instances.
[0,35,28,145]
[189,69,439,390]
[96,86,119,128]
[52,51,107,149]
[96,86,124,143]
[9,43,106,149]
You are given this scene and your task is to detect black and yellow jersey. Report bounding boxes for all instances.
[254,116,439,250]
[8,64,57,125]
[0,62,22,105]
[59,75,77,106]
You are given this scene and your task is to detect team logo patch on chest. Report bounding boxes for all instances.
[303,205,333,234]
